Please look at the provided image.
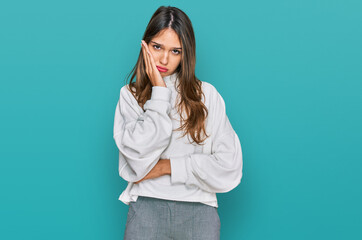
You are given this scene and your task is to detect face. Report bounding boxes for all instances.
[147,28,182,77]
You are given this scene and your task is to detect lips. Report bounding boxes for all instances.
[156,66,168,72]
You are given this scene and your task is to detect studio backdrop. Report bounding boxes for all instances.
[0,0,361,239]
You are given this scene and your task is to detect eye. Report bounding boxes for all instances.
[173,50,181,55]
[153,45,161,50]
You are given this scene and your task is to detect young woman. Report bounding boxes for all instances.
[113,6,243,240]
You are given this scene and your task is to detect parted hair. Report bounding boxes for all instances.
[124,5,209,145]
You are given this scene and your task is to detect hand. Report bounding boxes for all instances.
[141,40,166,87]
[134,159,171,184]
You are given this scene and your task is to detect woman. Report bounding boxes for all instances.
[113,6,243,240]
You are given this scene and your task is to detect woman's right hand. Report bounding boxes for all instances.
[141,40,166,87]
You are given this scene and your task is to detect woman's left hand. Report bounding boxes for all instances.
[134,159,171,184]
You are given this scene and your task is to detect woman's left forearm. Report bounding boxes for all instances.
[159,159,171,175]
[134,158,171,184]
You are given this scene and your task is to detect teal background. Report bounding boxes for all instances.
[1,0,361,239]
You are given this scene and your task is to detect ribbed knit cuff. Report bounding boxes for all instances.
[170,155,189,184]
[151,86,171,102]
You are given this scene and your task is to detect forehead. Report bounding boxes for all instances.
[151,28,181,48]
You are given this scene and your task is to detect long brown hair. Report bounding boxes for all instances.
[124,6,209,145]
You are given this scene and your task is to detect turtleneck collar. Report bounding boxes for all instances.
[162,72,178,86]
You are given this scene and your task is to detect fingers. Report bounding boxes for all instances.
[142,40,157,74]
[146,46,157,70]
[141,40,164,86]
[141,40,150,75]
[134,176,144,184]
[142,40,153,75]
[135,175,146,184]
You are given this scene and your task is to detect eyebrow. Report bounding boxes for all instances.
[151,41,182,50]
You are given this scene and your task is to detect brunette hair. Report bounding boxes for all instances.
[124,6,209,145]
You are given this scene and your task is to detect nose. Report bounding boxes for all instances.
[159,51,168,65]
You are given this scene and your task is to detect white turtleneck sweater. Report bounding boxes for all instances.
[113,72,243,207]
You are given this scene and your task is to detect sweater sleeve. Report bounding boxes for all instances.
[113,85,173,182]
[169,88,243,193]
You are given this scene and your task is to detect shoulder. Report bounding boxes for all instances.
[200,80,223,105]
[119,84,138,103]
[201,80,216,93]
[120,84,134,96]
[117,84,143,117]
[118,84,139,108]
[200,80,228,123]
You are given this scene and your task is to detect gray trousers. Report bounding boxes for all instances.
[124,196,220,240]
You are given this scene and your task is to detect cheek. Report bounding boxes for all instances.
[173,56,182,67]
[149,48,160,59]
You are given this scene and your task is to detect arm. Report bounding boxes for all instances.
[169,89,243,193]
[134,158,171,184]
[113,85,173,182]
